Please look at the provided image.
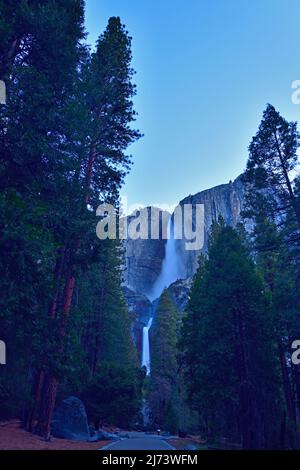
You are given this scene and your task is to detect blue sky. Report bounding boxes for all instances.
[85,0,300,208]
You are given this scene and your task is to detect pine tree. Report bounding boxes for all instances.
[149,289,179,432]
[182,222,280,449]
[243,104,300,229]
[75,240,142,429]
[0,0,85,425]
[82,16,142,206]
[0,8,142,439]
[81,239,138,375]
[242,105,300,447]
[34,17,141,438]
[0,1,84,80]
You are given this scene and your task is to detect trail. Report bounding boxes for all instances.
[101,432,175,450]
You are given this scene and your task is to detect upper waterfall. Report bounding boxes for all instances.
[147,216,184,301]
[125,177,245,295]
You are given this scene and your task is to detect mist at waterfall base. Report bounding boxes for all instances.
[147,217,184,302]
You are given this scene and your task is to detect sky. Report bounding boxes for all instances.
[85,0,300,209]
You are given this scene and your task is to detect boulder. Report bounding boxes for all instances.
[88,429,120,442]
[51,396,90,441]
[97,430,120,441]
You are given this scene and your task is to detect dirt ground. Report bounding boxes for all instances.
[0,420,109,450]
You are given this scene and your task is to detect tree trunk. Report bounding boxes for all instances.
[278,341,297,448]
[49,247,66,319]
[27,369,45,432]
[85,147,96,204]
[28,248,66,432]
[34,139,97,437]
[280,411,287,449]
[35,374,59,440]
[0,37,21,79]
[35,267,76,438]
[292,364,300,422]
[234,306,255,449]
[92,284,106,376]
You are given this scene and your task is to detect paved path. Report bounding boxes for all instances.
[101,433,175,450]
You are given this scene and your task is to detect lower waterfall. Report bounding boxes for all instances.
[141,317,153,375]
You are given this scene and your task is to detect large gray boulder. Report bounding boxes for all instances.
[88,424,119,442]
[97,430,120,441]
[51,396,90,441]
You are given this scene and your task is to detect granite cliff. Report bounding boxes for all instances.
[123,175,247,358]
[124,175,246,298]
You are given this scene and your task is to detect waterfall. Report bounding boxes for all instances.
[141,217,184,376]
[148,216,183,301]
[141,317,153,375]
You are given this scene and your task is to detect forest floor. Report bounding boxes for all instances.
[0,421,208,451]
[0,420,109,450]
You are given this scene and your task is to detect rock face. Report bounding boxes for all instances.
[122,176,248,368]
[51,396,90,441]
[123,286,153,327]
[123,286,153,357]
[124,176,245,297]
[167,277,193,311]
[176,175,246,279]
